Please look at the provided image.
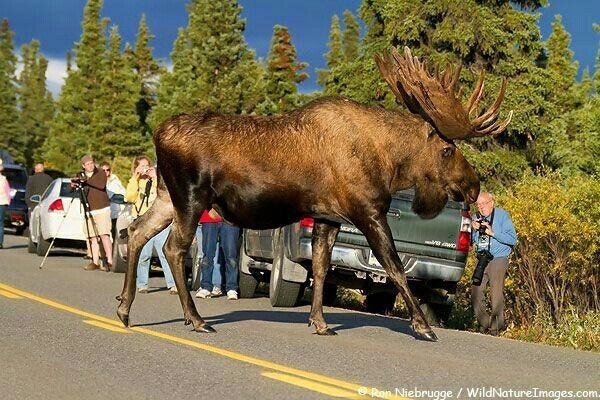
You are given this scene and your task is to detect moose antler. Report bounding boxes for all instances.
[374,47,513,140]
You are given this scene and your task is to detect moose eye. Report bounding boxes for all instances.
[442,147,455,157]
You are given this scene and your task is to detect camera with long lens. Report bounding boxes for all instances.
[472,249,494,286]
[475,218,488,235]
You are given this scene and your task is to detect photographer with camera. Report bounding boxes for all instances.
[73,154,113,271]
[470,192,517,335]
[125,156,177,294]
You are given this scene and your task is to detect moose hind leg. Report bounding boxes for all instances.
[353,214,437,342]
[164,209,215,333]
[308,220,340,335]
[117,194,173,327]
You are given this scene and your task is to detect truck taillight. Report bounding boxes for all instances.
[300,217,314,228]
[457,212,471,253]
[48,199,64,212]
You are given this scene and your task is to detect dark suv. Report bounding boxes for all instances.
[2,162,28,235]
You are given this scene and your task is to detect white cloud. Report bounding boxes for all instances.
[45,57,68,98]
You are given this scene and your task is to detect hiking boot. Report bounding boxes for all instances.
[195,289,211,298]
[84,262,99,271]
[211,287,223,297]
[227,290,238,300]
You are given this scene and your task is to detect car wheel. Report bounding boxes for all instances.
[269,230,304,307]
[35,226,51,257]
[238,241,258,298]
[27,232,37,253]
[111,236,127,273]
[190,243,201,291]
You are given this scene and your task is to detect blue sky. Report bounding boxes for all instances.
[1,0,599,95]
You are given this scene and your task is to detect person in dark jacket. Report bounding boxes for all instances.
[25,163,53,212]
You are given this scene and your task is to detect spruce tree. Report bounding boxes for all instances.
[316,15,343,89]
[45,0,108,172]
[0,19,19,161]
[93,26,141,159]
[151,0,266,127]
[262,25,308,114]
[132,14,163,136]
[546,15,579,111]
[18,40,55,169]
[342,10,360,63]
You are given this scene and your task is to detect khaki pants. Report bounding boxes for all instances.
[471,257,509,334]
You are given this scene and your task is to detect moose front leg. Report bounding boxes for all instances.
[164,211,216,333]
[308,220,340,335]
[354,213,438,342]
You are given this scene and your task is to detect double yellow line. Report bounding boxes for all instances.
[0,282,409,399]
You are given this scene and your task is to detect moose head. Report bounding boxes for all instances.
[375,47,513,218]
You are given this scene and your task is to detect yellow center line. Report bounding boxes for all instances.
[83,319,132,333]
[0,289,23,299]
[262,371,363,399]
[0,281,409,400]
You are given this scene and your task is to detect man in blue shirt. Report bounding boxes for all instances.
[471,192,517,335]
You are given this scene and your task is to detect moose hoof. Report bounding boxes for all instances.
[194,324,216,333]
[415,330,438,342]
[117,310,129,327]
[315,328,337,336]
[115,295,122,301]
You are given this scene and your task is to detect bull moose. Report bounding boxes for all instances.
[117,47,512,341]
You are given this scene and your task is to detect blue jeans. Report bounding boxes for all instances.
[195,225,221,288]
[200,222,240,292]
[0,205,5,246]
[136,224,175,289]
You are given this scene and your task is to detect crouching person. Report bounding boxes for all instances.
[126,156,177,294]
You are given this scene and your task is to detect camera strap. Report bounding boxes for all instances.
[134,178,153,216]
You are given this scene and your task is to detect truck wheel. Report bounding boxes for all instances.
[420,302,452,327]
[27,232,37,253]
[190,244,201,291]
[111,237,127,273]
[36,227,51,257]
[365,291,397,315]
[238,241,258,298]
[269,231,304,307]
[322,282,338,306]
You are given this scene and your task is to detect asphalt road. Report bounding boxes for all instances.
[1,233,599,400]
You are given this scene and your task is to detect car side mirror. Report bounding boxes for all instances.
[111,194,125,204]
[30,195,41,204]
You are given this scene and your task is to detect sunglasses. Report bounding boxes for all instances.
[102,168,110,172]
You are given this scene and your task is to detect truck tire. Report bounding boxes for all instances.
[111,237,127,273]
[365,291,397,315]
[269,230,304,307]
[27,232,37,253]
[420,302,452,328]
[238,242,258,298]
[36,227,51,257]
[322,282,338,306]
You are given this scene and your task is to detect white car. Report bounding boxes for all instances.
[28,178,87,256]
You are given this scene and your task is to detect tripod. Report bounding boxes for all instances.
[38,185,109,271]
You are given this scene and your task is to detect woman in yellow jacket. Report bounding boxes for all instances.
[126,156,176,294]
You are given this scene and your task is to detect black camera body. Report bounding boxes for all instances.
[472,249,494,286]
[475,218,488,235]
[70,172,88,189]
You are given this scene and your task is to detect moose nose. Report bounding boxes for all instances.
[465,185,479,204]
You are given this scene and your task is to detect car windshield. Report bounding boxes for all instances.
[59,182,79,198]
[3,167,27,188]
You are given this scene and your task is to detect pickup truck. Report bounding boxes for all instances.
[238,189,472,325]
